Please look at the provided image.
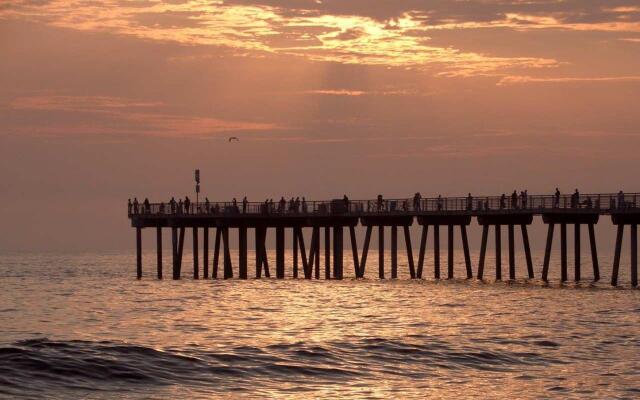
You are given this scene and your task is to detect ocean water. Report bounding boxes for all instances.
[1,250,640,399]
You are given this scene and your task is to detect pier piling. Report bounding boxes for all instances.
[156,227,162,280]
[136,227,142,280]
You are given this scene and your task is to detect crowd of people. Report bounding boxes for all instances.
[127,190,636,215]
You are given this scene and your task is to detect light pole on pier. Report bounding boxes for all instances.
[195,169,200,209]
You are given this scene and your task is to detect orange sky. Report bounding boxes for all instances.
[0,0,639,251]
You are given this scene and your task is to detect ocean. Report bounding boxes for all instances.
[1,250,639,399]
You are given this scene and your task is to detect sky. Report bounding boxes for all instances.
[1,0,639,252]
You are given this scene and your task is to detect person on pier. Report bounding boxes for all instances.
[184,196,191,214]
[242,197,248,213]
[522,190,528,209]
[128,199,132,215]
[554,188,560,208]
[511,190,518,209]
[377,195,383,211]
[413,192,422,211]
[205,197,210,213]
[133,198,139,214]
[178,198,183,214]
[279,197,286,213]
[617,190,625,209]
[437,195,443,210]
[343,194,350,212]
[295,197,300,213]
[169,197,177,214]
[466,193,473,211]
[143,198,150,214]
[302,197,308,213]
[571,189,580,208]
[500,194,506,209]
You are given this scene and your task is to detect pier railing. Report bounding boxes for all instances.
[128,193,639,217]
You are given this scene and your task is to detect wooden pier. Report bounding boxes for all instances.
[129,193,640,286]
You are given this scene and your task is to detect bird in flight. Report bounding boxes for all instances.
[228,137,239,142]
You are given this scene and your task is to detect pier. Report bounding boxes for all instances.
[128,193,640,286]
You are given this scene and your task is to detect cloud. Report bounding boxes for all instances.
[6,94,281,137]
[497,75,640,85]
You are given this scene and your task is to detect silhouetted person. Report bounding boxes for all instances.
[133,198,139,214]
[295,197,300,213]
[437,195,443,211]
[571,189,580,208]
[377,195,383,211]
[522,190,528,209]
[143,197,150,213]
[279,197,286,213]
[170,197,176,214]
[205,197,210,213]
[500,194,506,209]
[302,197,308,213]
[467,193,473,211]
[242,196,248,213]
[128,199,132,215]
[511,190,518,209]
[343,194,349,212]
[618,190,625,209]
[178,198,183,214]
[554,188,560,208]
[184,196,191,214]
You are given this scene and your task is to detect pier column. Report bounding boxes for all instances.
[239,227,247,279]
[193,227,199,280]
[521,225,534,279]
[391,225,398,279]
[360,225,372,278]
[447,225,454,279]
[403,225,416,279]
[542,224,555,282]
[434,225,440,279]
[222,227,233,279]
[156,227,162,280]
[574,224,581,282]
[255,227,263,278]
[612,224,624,286]
[325,227,331,279]
[213,228,221,279]
[495,225,501,281]
[314,227,320,279]
[560,224,567,282]
[588,224,600,281]
[276,227,285,279]
[632,224,638,287]
[378,225,385,279]
[417,225,428,279]
[136,227,142,279]
[333,226,343,279]
[508,225,515,280]
[477,225,489,280]
[461,225,472,279]
[293,227,299,278]
[172,227,179,279]
[177,227,185,279]
[203,228,209,279]
[349,226,360,278]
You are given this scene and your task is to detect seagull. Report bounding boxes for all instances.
[228,137,239,142]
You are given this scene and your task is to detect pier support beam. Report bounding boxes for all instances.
[276,227,285,279]
[588,224,599,281]
[632,224,638,287]
[461,225,472,279]
[203,228,209,279]
[193,227,199,279]
[172,227,179,280]
[360,225,372,278]
[349,226,360,278]
[255,227,263,278]
[176,227,185,279]
[447,225,454,279]
[314,227,320,279]
[417,225,428,279]
[239,227,247,279]
[222,227,233,279]
[542,224,555,282]
[325,227,330,279]
[560,224,567,282]
[293,227,299,278]
[521,225,534,279]
[333,226,343,279]
[391,225,398,279]
[495,225,501,281]
[136,227,142,280]
[213,228,221,279]
[612,224,623,286]
[508,224,515,280]
[477,225,489,280]
[574,224,581,282]
[156,227,162,280]
[434,225,440,279]
[403,225,416,279]
[378,225,384,279]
